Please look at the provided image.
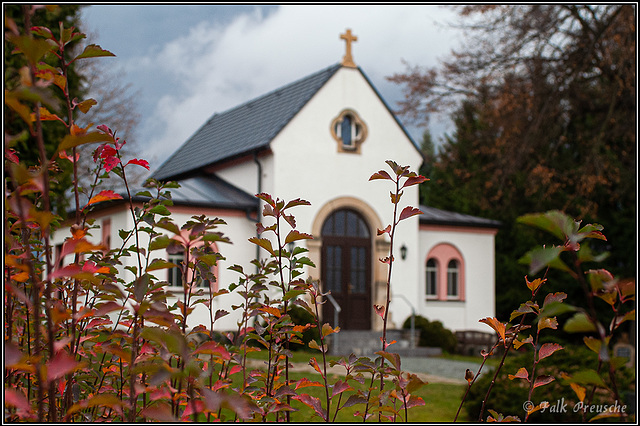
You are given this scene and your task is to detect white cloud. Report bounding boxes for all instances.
[106,5,460,165]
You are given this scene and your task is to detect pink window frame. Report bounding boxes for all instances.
[425,243,465,301]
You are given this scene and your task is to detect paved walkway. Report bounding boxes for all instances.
[247,356,488,385]
[400,356,487,385]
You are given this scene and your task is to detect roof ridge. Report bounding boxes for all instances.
[213,63,342,117]
[152,63,342,181]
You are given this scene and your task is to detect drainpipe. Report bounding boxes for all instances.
[254,152,262,272]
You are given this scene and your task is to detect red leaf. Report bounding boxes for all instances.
[86,190,123,207]
[4,388,31,412]
[533,375,555,388]
[374,304,385,319]
[401,175,429,188]
[59,149,79,163]
[96,124,114,137]
[49,264,82,280]
[47,351,80,382]
[402,395,425,409]
[140,404,178,422]
[102,155,120,172]
[369,170,392,181]
[82,260,110,274]
[384,339,397,349]
[331,380,352,397]
[5,148,19,164]
[125,158,150,170]
[57,238,104,261]
[542,291,567,308]
[295,393,327,421]
[377,224,391,235]
[99,144,118,158]
[538,343,563,361]
[193,341,231,360]
[284,198,311,210]
[399,206,422,221]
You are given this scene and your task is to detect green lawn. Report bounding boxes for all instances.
[225,350,469,422]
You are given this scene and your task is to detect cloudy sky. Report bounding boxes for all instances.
[80,5,462,169]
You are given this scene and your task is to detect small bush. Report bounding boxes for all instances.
[288,305,321,351]
[403,315,457,353]
[464,344,636,422]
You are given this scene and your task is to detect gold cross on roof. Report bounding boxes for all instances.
[340,29,357,68]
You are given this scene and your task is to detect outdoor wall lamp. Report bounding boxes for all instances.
[400,244,407,260]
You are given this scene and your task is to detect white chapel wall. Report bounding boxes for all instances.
[417,226,497,332]
[266,66,424,329]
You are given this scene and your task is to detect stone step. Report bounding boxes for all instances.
[327,329,441,358]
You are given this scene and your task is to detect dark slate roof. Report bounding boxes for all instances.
[152,64,342,181]
[419,205,501,229]
[78,174,258,214]
[160,174,258,211]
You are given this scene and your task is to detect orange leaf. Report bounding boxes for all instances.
[259,306,281,318]
[508,367,529,381]
[295,377,324,390]
[479,317,506,343]
[10,271,29,282]
[308,357,323,375]
[86,190,123,207]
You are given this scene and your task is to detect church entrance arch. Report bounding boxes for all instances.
[321,209,371,330]
[309,197,389,331]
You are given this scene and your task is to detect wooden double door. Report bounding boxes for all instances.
[321,209,371,330]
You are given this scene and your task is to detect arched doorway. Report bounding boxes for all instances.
[321,209,371,330]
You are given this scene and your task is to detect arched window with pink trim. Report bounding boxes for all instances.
[425,243,465,301]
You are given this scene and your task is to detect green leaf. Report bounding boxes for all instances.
[67,393,123,415]
[75,98,97,114]
[155,219,181,235]
[149,205,171,216]
[8,34,54,64]
[73,44,116,61]
[134,273,150,302]
[563,312,597,333]
[517,210,576,241]
[57,131,113,152]
[148,236,171,252]
[539,300,576,319]
[570,369,607,388]
[146,259,176,272]
[537,316,558,332]
[375,351,401,371]
[519,245,571,276]
[283,289,305,301]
